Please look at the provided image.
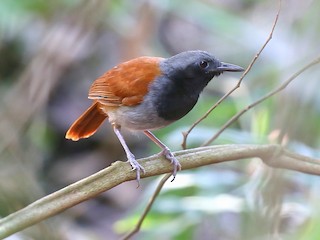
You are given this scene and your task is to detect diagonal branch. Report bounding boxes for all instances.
[1,144,320,239]
[202,54,320,146]
[121,173,172,240]
[133,2,283,239]
[181,0,282,149]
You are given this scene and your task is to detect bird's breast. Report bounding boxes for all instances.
[149,75,201,121]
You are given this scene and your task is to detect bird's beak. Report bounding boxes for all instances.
[217,62,244,72]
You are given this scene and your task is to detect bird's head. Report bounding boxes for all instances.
[161,50,244,90]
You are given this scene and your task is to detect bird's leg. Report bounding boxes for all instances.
[143,130,181,181]
[113,125,145,185]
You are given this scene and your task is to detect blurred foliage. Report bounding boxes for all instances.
[1,0,320,239]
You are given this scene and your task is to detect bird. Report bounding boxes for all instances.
[65,50,244,184]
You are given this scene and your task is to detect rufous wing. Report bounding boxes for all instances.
[88,56,164,107]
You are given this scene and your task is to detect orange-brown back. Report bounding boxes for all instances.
[89,56,164,107]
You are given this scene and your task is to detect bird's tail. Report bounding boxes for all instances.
[65,102,107,141]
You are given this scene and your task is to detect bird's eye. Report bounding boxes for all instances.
[199,60,209,69]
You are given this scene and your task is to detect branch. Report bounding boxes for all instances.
[202,54,320,146]
[181,0,282,149]
[1,144,320,239]
[133,1,283,238]
[121,173,172,240]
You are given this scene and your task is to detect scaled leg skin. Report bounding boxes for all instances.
[143,130,181,181]
[113,125,145,184]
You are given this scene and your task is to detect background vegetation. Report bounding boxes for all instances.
[0,0,320,239]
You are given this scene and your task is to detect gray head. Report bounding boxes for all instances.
[160,50,244,89]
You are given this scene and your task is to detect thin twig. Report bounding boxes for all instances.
[181,0,282,149]
[136,3,282,240]
[202,55,320,146]
[121,173,171,240]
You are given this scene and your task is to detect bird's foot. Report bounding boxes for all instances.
[127,153,145,187]
[159,147,181,181]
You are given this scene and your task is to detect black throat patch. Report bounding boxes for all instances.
[150,74,206,121]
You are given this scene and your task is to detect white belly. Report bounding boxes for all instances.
[105,104,173,131]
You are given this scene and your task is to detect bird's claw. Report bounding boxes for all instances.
[127,154,145,187]
[159,147,181,181]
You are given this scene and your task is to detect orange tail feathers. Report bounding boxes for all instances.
[66,102,107,141]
